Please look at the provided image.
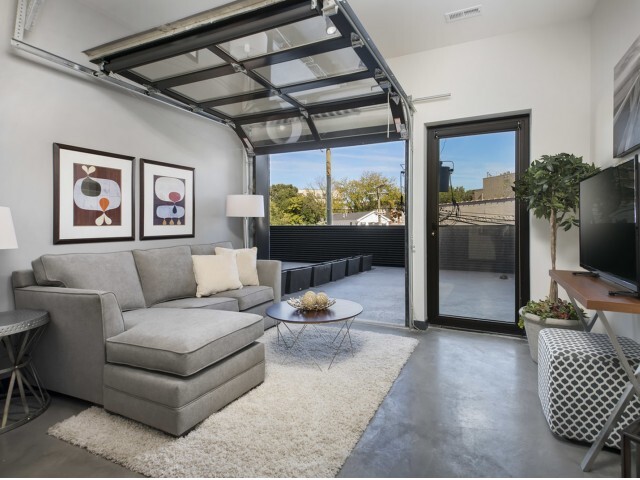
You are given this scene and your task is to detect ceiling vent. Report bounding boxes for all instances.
[444,5,482,23]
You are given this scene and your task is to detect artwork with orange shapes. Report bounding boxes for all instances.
[54,143,134,244]
[153,175,185,226]
[73,163,122,226]
[140,158,194,240]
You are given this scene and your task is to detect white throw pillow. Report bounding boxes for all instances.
[192,255,242,297]
[215,247,260,286]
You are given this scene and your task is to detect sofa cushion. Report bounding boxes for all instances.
[107,308,263,376]
[103,342,265,409]
[133,246,196,306]
[32,252,145,311]
[192,255,242,297]
[213,285,274,311]
[215,247,259,286]
[151,297,239,312]
[190,241,233,256]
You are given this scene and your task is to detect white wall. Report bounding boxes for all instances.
[388,20,592,321]
[590,0,640,338]
[0,0,245,311]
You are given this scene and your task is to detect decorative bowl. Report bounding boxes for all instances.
[287,296,336,311]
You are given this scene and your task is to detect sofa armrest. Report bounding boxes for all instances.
[257,259,282,301]
[13,286,125,405]
[12,269,36,288]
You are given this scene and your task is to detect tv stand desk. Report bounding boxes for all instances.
[550,270,640,471]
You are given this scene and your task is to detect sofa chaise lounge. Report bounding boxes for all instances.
[11,242,281,435]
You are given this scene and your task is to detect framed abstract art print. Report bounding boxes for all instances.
[615,32,640,157]
[140,159,195,240]
[53,143,135,244]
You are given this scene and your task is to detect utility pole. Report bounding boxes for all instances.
[368,183,386,225]
[377,187,382,224]
[326,148,332,225]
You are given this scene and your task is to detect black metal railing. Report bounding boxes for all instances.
[439,225,515,273]
[270,225,514,272]
[270,226,405,267]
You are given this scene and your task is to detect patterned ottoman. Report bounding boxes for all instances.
[538,329,640,449]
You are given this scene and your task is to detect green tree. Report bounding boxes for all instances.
[513,153,598,302]
[334,171,402,213]
[439,186,474,204]
[305,176,347,216]
[269,184,325,225]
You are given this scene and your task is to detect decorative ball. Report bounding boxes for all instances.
[316,292,329,308]
[302,291,317,309]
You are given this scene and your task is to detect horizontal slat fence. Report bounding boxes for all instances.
[439,225,515,273]
[270,226,405,267]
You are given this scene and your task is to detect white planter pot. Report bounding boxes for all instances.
[519,306,582,363]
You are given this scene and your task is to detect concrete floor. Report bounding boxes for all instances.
[0,324,620,477]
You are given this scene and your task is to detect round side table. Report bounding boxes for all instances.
[0,309,50,434]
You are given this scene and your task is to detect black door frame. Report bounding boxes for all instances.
[426,114,530,335]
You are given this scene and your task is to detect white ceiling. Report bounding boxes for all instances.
[348,0,599,58]
[77,0,599,59]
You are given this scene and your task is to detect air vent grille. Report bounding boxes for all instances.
[444,5,482,23]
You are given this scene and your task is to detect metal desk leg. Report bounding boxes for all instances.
[568,296,599,332]
[580,310,640,471]
[582,382,635,471]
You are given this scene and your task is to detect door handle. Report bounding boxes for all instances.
[431,223,437,237]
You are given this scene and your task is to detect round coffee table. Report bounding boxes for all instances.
[266,299,363,370]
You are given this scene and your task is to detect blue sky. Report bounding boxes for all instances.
[270,141,406,189]
[440,131,515,190]
[269,131,515,190]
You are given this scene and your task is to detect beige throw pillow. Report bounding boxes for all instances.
[215,247,260,286]
[192,255,242,297]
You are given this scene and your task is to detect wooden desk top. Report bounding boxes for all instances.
[550,270,640,314]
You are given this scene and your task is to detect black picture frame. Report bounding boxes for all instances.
[140,158,195,240]
[53,143,135,244]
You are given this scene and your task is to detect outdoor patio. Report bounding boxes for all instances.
[281,264,516,326]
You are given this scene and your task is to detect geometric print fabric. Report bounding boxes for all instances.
[538,329,640,450]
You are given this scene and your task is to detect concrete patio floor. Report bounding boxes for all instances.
[282,264,516,326]
[282,263,406,325]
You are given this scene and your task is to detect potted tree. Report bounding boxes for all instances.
[513,153,599,362]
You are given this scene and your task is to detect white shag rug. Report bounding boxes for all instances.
[49,326,418,477]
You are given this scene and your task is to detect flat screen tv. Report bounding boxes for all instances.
[579,155,640,295]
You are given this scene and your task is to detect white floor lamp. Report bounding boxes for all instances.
[226,195,264,248]
[0,207,18,251]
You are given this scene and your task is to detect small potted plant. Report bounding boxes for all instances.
[513,153,599,362]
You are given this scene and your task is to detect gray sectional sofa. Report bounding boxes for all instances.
[11,242,281,436]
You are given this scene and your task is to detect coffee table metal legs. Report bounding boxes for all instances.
[276,318,356,371]
[0,325,50,434]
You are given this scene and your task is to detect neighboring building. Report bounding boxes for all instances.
[298,188,325,199]
[441,172,516,225]
[469,172,515,201]
[440,198,515,225]
[332,211,393,226]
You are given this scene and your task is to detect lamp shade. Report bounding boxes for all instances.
[226,195,265,218]
[0,207,18,249]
